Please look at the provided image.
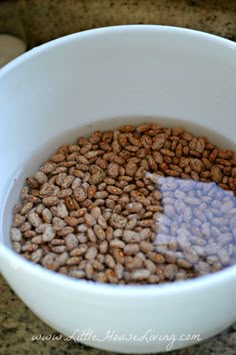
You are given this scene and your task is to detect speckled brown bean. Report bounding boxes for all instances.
[84,213,96,226]
[124,244,140,256]
[140,241,153,253]
[64,234,78,250]
[94,224,106,240]
[70,245,88,256]
[144,259,156,274]
[31,249,44,263]
[112,248,125,264]
[42,226,55,242]
[10,228,22,242]
[85,246,98,260]
[130,269,151,281]
[51,245,67,254]
[57,226,74,237]
[12,214,25,227]
[123,231,141,243]
[125,256,143,270]
[69,270,86,279]
[164,264,178,280]
[177,259,193,269]
[42,253,60,271]
[104,254,116,269]
[85,263,94,279]
[42,196,59,207]
[211,165,222,183]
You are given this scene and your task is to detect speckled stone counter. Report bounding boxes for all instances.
[0,0,235,45]
[16,0,236,45]
[1,0,236,354]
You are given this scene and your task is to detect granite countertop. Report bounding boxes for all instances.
[1,0,236,354]
[17,0,236,45]
[0,1,235,45]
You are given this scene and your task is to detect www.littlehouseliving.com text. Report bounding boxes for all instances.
[32,329,202,351]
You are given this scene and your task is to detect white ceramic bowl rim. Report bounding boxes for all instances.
[1,25,236,298]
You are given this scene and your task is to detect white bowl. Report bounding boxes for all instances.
[0,26,236,354]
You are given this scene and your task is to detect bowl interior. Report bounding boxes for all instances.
[0,25,236,272]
